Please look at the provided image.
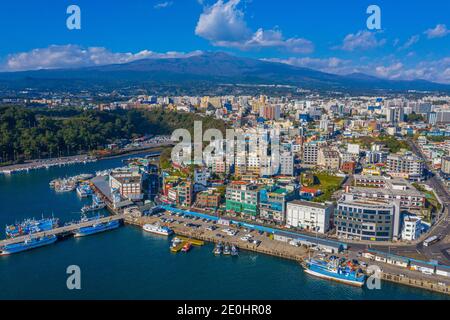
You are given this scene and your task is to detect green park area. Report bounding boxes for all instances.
[302,172,344,203]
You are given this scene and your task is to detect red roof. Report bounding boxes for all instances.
[301,187,319,194]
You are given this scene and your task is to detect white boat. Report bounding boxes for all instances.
[143,223,173,236]
[172,237,182,247]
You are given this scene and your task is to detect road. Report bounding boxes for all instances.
[407,139,450,264]
[327,139,450,265]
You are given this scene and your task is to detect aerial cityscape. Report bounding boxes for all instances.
[0,0,450,305]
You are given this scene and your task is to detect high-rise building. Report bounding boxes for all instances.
[260,105,281,120]
[386,107,404,124]
[279,151,294,176]
[302,142,319,165]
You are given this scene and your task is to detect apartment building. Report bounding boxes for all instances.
[317,149,341,170]
[226,181,260,217]
[386,153,425,181]
[259,186,296,224]
[302,142,319,165]
[196,189,221,209]
[279,151,294,176]
[177,181,193,207]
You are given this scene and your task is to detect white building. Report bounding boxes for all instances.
[347,143,360,155]
[401,216,422,241]
[279,151,294,176]
[286,200,332,234]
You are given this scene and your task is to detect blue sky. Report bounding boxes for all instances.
[0,0,449,83]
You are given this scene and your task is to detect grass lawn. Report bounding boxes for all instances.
[315,173,343,189]
[310,173,344,203]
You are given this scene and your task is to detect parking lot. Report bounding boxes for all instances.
[134,209,309,261]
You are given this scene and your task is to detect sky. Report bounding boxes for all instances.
[0,0,449,83]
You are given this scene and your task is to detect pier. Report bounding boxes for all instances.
[124,214,308,262]
[0,215,124,246]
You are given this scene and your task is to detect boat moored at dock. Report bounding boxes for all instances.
[0,235,57,256]
[74,219,121,237]
[143,223,173,236]
[213,242,223,255]
[302,257,366,287]
[182,242,192,252]
[76,184,93,198]
[6,217,59,239]
[81,195,106,213]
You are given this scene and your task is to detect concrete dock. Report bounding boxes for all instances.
[125,213,309,262]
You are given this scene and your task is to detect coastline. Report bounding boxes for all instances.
[0,143,172,174]
[122,212,450,296]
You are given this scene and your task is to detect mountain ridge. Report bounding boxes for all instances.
[0,52,448,93]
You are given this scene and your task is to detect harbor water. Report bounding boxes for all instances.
[0,154,448,300]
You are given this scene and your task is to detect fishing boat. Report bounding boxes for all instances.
[302,257,366,287]
[76,184,93,198]
[172,237,182,248]
[182,242,192,252]
[213,242,223,255]
[74,219,120,237]
[0,235,57,255]
[223,244,231,255]
[5,217,59,239]
[231,245,239,256]
[81,195,106,213]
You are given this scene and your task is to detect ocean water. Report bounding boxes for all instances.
[0,154,447,300]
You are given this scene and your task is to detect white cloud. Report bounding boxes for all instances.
[263,57,352,74]
[195,0,313,53]
[1,45,203,71]
[398,35,420,50]
[375,63,404,78]
[263,56,450,84]
[336,30,386,51]
[424,24,450,39]
[195,0,251,43]
[154,1,173,9]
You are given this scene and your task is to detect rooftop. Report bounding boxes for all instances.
[288,200,331,209]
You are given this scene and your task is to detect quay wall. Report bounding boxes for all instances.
[125,215,450,296]
[381,272,449,295]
